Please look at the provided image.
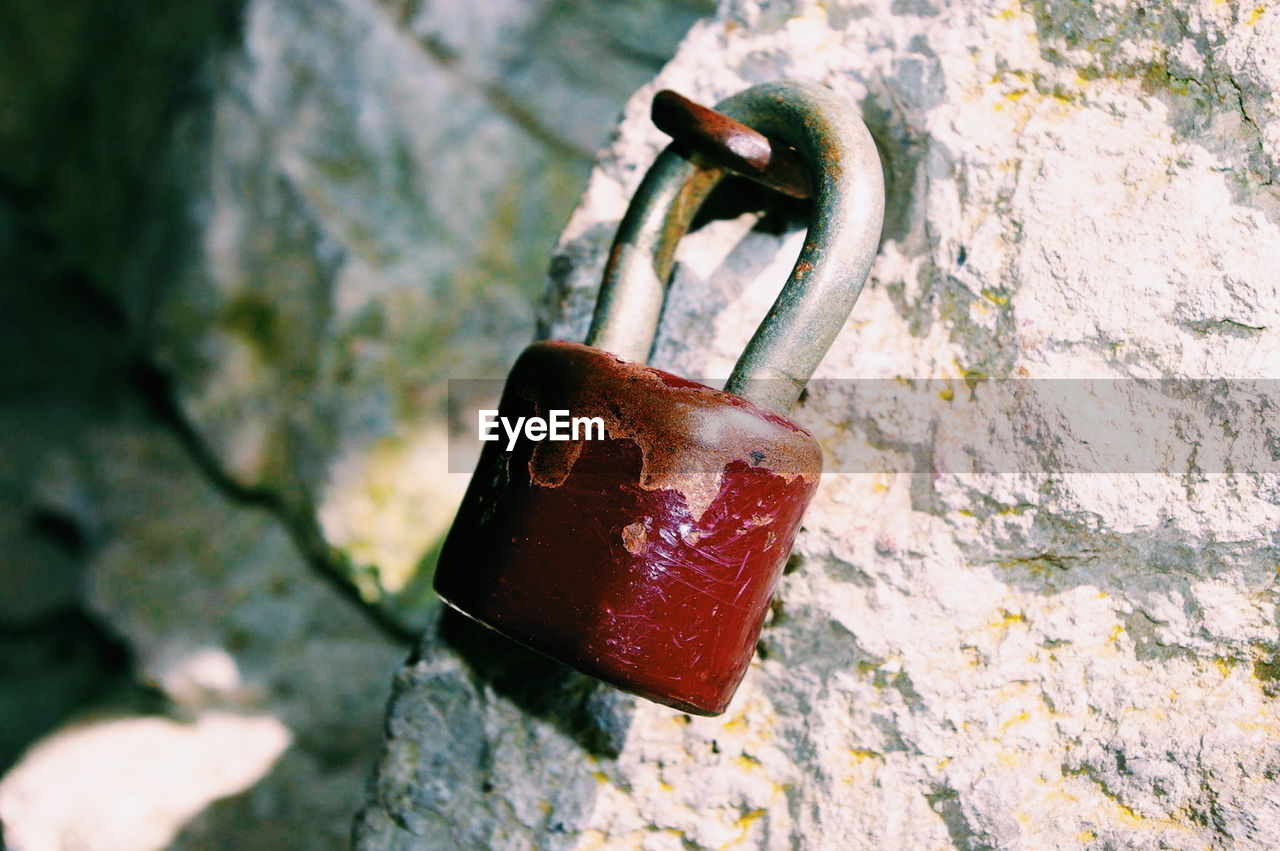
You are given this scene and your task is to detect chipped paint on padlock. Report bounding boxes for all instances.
[434,81,885,715]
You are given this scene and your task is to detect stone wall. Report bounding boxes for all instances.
[356,1,1280,848]
[3,0,1277,847]
[0,0,705,847]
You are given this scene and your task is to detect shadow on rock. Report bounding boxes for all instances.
[436,608,633,760]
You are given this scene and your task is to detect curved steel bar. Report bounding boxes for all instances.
[584,148,723,364]
[585,81,885,415]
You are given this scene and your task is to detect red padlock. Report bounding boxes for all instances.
[435,81,885,715]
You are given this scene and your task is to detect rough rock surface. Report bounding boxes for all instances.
[358,1,1280,848]
[0,0,709,846]
[0,423,407,850]
[150,0,713,624]
[1,712,291,851]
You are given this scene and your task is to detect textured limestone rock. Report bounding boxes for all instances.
[1,425,406,850]
[358,1,1280,848]
[0,713,291,851]
[2,0,710,845]
[0,269,137,770]
[150,0,712,623]
[0,422,407,844]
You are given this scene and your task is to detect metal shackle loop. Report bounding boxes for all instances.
[585,81,885,415]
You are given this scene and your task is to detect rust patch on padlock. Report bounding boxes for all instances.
[514,341,821,521]
[621,521,648,555]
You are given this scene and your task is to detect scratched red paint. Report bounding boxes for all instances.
[435,342,822,715]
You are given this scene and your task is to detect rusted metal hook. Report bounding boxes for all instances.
[651,89,812,200]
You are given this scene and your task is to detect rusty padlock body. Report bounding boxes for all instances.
[435,82,885,715]
[438,342,823,713]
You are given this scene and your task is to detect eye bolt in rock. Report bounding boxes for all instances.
[434,81,885,715]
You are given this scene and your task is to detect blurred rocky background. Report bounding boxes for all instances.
[0,0,708,847]
[4,0,1280,849]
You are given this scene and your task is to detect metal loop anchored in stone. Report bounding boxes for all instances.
[585,81,885,415]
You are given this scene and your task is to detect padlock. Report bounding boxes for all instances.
[435,81,884,715]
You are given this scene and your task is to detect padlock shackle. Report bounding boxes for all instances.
[585,81,885,415]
